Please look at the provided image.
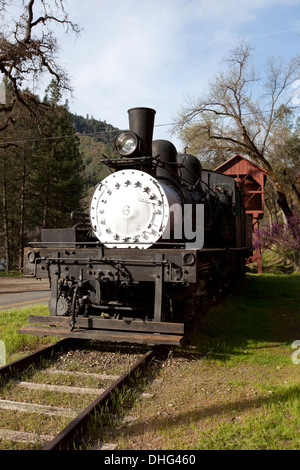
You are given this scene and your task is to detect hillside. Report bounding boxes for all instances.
[71,113,120,207]
[72,113,119,145]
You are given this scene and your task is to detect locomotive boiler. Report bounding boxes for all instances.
[20,107,253,345]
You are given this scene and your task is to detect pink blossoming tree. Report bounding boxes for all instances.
[253,211,300,272]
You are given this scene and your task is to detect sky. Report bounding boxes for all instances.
[20,0,300,151]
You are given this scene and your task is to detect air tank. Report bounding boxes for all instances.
[177,153,202,188]
[152,139,179,184]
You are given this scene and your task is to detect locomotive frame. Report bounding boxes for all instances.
[20,107,253,346]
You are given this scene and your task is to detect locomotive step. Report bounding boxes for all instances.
[18,315,184,346]
[18,325,183,346]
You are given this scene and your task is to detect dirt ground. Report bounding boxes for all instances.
[0,276,49,293]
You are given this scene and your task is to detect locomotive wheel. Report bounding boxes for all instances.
[56,295,70,316]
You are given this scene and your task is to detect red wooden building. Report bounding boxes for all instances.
[215,154,267,273]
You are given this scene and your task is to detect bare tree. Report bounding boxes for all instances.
[0,0,80,136]
[0,0,80,270]
[175,41,300,219]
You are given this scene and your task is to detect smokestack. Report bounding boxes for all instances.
[128,107,156,156]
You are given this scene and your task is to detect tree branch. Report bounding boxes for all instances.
[175,42,300,218]
[0,0,80,121]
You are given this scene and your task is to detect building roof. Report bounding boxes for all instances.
[214,154,268,176]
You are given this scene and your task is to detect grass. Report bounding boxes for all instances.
[248,249,296,274]
[187,273,300,361]
[0,305,55,363]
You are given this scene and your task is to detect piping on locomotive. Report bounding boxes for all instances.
[20,107,253,345]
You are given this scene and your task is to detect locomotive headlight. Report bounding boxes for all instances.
[114,131,138,156]
[27,250,40,263]
[182,252,195,266]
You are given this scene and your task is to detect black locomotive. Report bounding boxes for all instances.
[21,107,252,345]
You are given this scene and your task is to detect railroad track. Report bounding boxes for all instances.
[0,339,157,450]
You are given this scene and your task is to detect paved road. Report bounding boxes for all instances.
[0,277,50,309]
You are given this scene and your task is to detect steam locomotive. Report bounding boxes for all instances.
[21,107,252,345]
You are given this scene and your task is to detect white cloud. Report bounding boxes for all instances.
[52,0,300,150]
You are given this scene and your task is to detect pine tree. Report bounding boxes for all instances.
[0,80,84,270]
[33,81,84,229]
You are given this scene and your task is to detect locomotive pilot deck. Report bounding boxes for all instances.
[20,244,201,345]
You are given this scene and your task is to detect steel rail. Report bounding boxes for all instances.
[0,339,74,379]
[43,348,157,450]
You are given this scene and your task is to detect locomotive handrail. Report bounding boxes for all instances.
[29,241,183,249]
